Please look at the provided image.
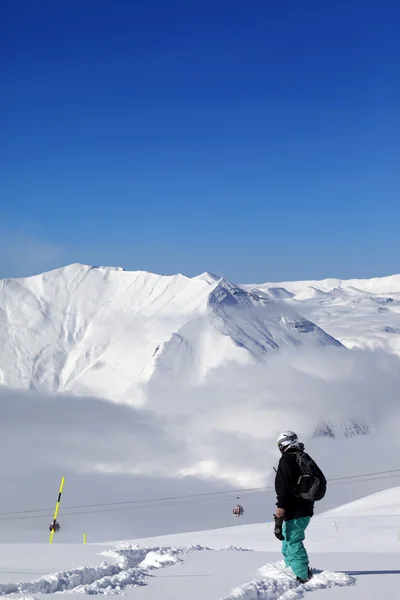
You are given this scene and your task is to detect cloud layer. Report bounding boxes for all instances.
[2,344,399,485]
[145,345,400,483]
[1,344,400,541]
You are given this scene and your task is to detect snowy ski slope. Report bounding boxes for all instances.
[0,487,399,599]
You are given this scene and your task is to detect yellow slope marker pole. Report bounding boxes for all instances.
[83,532,87,544]
[49,476,65,544]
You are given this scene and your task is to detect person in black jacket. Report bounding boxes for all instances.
[274,431,313,583]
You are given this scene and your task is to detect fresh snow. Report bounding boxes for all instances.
[321,485,400,517]
[0,488,400,600]
[0,544,209,595]
[223,562,355,600]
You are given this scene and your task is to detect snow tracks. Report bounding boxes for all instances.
[0,544,208,595]
[223,560,355,599]
[0,547,355,599]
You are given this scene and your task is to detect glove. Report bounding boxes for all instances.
[273,514,284,541]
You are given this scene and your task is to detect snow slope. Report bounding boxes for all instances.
[321,486,400,517]
[0,487,399,599]
[0,264,340,402]
[114,486,400,555]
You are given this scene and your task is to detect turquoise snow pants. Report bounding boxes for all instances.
[282,517,311,581]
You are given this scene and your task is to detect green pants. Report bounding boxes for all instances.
[282,516,311,581]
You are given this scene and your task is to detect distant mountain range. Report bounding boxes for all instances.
[1,264,399,402]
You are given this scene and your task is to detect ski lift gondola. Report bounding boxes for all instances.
[232,496,244,517]
[49,520,60,533]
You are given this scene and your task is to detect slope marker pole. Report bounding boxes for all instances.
[49,476,65,544]
[83,532,87,544]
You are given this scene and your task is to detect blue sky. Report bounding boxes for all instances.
[1,0,399,282]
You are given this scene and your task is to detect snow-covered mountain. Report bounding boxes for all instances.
[251,273,400,295]
[245,273,400,355]
[0,264,340,402]
[2,264,400,403]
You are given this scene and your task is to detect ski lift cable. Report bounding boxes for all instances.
[0,468,399,518]
[0,492,254,522]
[2,472,400,524]
[0,468,399,522]
[0,487,265,517]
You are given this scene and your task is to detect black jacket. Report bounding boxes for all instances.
[275,448,314,521]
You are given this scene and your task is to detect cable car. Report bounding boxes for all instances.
[232,504,244,517]
[49,520,60,532]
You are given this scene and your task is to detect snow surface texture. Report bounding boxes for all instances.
[0,544,211,595]
[0,264,341,402]
[0,547,355,599]
[109,488,400,598]
[222,562,355,600]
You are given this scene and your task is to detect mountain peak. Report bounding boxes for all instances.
[192,272,221,284]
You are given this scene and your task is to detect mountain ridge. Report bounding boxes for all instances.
[251,272,400,295]
[0,263,342,401]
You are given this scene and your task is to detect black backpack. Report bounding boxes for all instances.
[294,451,327,502]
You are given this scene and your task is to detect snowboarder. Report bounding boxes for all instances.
[274,431,326,584]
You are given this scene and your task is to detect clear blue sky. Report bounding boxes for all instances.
[1,0,399,282]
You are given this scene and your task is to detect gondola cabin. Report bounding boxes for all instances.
[232,504,244,517]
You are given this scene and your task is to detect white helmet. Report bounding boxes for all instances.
[277,431,298,452]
